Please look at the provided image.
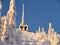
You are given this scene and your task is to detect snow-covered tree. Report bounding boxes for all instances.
[1,16,7,42]
[7,0,16,27]
[4,0,16,43]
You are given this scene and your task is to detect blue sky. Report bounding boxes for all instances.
[1,0,60,34]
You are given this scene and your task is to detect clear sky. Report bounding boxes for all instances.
[1,0,60,34]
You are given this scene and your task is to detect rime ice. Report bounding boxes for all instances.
[0,0,60,45]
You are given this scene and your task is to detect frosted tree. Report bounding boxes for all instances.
[7,0,16,28]
[37,26,40,33]
[1,16,7,42]
[0,0,2,41]
[53,32,59,45]
[5,0,16,44]
[41,27,46,39]
[37,26,41,39]
[48,22,54,40]
[48,22,54,35]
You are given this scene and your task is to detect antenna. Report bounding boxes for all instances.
[22,4,24,24]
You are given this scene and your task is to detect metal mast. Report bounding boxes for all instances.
[22,4,24,24]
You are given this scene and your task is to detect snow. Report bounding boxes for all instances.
[0,29,60,45]
[0,0,60,45]
[42,40,51,45]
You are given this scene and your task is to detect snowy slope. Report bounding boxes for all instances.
[1,29,60,45]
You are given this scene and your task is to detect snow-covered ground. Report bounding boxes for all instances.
[0,30,60,45]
